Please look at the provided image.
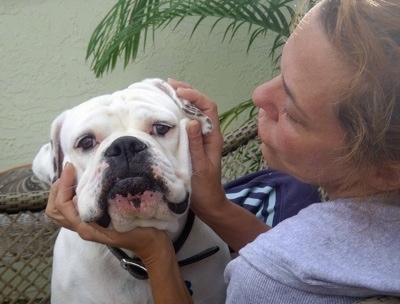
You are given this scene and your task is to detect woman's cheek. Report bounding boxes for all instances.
[258,109,300,156]
[257,110,279,140]
[275,130,296,157]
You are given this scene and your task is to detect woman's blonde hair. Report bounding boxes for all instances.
[316,0,400,197]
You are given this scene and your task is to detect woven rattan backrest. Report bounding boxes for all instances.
[221,119,267,183]
[0,211,58,303]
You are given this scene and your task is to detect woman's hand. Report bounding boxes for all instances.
[168,79,228,217]
[46,163,171,261]
[168,79,270,252]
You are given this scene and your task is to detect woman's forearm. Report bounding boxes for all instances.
[138,236,193,304]
[192,198,270,253]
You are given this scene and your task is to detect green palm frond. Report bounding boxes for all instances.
[219,99,257,133]
[87,0,317,132]
[87,0,297,77]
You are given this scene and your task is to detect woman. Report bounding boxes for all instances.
[46,0,400,302]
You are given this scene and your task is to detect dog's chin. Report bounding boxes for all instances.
[108,218,181,234]
[103,196,188,233]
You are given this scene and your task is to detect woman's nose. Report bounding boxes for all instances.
[252,77,281,122]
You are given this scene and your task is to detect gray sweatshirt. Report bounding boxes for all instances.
[225,199,400,303]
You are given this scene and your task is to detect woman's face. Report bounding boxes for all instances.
[254,7,354,196]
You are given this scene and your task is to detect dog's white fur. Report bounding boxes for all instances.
[33,79,230,303]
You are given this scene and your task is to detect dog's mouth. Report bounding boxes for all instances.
[96,177,189,228]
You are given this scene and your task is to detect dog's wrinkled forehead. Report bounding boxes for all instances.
[139,78,213,135]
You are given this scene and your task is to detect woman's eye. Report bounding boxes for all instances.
[76,135,97,151]
[282,107,299,124]
[152,123,172,136]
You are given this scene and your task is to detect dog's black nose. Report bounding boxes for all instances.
[105,136,147,158]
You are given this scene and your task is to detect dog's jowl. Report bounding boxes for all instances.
[33,78,230,304]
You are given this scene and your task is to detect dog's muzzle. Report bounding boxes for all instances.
[95,136,189,228]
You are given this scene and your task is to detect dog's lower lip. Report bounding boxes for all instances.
[167,193,189,214]
[96,213,111,228]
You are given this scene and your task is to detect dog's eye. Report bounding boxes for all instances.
[76,135,97,151]
[152,123,172,136]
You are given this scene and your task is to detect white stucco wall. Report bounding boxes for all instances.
[0,0,276,172]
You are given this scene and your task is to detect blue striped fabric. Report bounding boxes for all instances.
[224,169,321,227]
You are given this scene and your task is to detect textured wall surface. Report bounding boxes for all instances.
[0,0,275,172]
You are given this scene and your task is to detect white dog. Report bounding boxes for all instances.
[33,78,231,304]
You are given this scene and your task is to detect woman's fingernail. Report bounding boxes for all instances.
[188,121,201,136]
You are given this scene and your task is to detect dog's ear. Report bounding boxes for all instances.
[32,111,68,184]
[32,142,55,185]
[147,78,213,135]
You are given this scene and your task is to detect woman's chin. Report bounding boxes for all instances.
[261,143,276,166]
[261,144,286,174]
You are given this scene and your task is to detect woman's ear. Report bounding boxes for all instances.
[370,163,400,192]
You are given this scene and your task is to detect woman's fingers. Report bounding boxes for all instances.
[186,120,209,173]
[168,78,220,127]
[177,88,220,129]
[46,162,78,230]
[75,222,167,260]
[55,163,76,206]
[167,78,193,90]
[45,178,64,222]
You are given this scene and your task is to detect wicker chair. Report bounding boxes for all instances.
[0,119,398,304]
